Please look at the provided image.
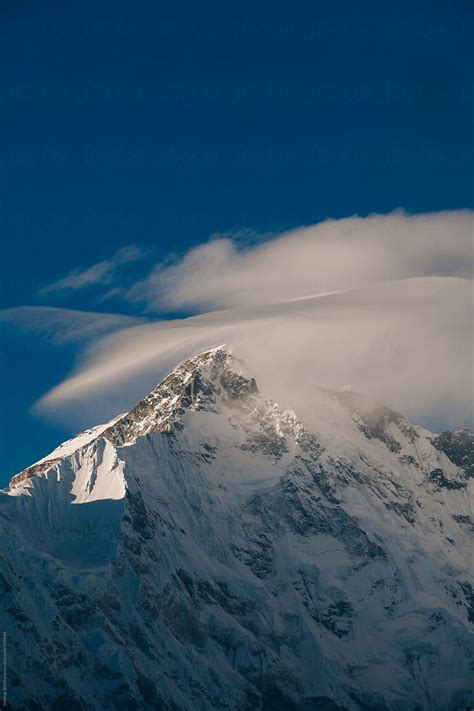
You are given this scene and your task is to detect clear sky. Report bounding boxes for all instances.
[0,0,472,485]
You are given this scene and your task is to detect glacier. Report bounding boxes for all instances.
[1,347,473,710]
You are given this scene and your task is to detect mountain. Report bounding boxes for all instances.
[1,347,473,710]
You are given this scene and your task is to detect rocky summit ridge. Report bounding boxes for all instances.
[9,346,259,486]
[1,347,473,710]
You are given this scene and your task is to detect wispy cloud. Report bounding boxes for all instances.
[0,306,145,344]
[36,276,472,433]
[129,210,473,311]
[17,210,473,433]
[39,244,147,296]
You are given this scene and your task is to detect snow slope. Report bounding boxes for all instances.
[1,347,473,710]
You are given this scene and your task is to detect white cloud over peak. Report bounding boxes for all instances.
[37,276,472,433]
[8,210,471,434]
[130,210,473,311]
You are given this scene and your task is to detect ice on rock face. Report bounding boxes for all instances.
[1,348,473,711]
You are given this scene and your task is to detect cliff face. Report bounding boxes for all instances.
[1,348,473,710]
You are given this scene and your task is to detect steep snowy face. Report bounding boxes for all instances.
[1,348,473,711]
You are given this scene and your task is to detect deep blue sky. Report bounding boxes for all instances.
[0,0,472,484]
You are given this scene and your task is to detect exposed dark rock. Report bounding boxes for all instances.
[384,500,416,524]
[428,468,465,491]
[459,582,474,623]
[432,429,474,477]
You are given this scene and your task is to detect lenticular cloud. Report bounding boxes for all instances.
[129,210,473,311]
[37,275,472,434]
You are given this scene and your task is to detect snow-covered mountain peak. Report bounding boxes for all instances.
[1,347,473,709]
[90,346,262,445]
[7,347,267,487]
[139,345,257,409]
